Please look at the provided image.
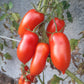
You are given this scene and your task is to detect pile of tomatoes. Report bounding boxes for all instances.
[17,9,71,84]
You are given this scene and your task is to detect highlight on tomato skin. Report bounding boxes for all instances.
[30,43,49,76]
[49,32,71,74]
[17,31,39,64]
[46,17,65,37]
[18,9,45,37]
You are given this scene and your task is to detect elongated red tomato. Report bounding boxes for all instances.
[17,31,39,64]
[46,17,65,37]
[18,9,44,37]
[30,43,49,76]
[49,33,71,74]
[18,75,24,84]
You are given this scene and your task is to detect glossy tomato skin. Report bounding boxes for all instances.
[26,74,35,82]
[46,17,65,37]
[30,43,49,76]
[18,75,24,84]
[18,9,44,37]
[17,31,39,64]
[49,33,71,74]
[24,81,31,84]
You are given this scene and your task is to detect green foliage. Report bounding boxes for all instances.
[61,1,70,9]
[69,39,78,51]
[48,75,63,84]
[0,43,3,50]
[3,3,9,10]
[46,0,73,22]
[0,1,20,63]
[0,6,2,9]
[56,4,63,19]
[0,2,21,33]
[47,57,51,63]
[67,11,73,22]
[51,2,56,7]
[83,54,84,57]
[79,31,84,40]
[11,13,19,22]
[0,14,7,21]
[4,53,12,60]
[0,52,3,60]
[12,40,17,49]
[12,21,19,31]
[8,2,13,9]
[10,26,15,33]
[9,16,15,22]
[3,2,13,11]
[3,40,8,47]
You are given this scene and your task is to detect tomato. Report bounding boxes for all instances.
[24,81,31,84]
[18,75,32,84]
[49,33,71,74]
[18,75,24,84]
[21,65,29,72]
[24,65,29,71]
[26,74,35,82]
[46,17,65,37]
[18,9,44,37]
[17,31,39,64]
[30,43,49,76]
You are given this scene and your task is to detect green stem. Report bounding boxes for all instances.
[39,24,49,43]
[59,26,65,32]
[39,0,49,43]
[39,5,55,11]
[66,70,84,84]
[55,0,59,4]
[31,3,38,11]
[55,0,63,19]
[38,0,43,10]
[42,0,48,13]
[63,76,69,81]
[53,17,57,32]
[43,71,44,84]
[33,21,44,32]
[38,75,43,84]
[33,14,51,33]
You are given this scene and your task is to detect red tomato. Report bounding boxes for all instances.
[46,17,65,37]
[17,31,39,64]
[24,65,29,71]
[26,74,35,82]
[49,33,71,74]
[30,43,49,76]
[21,65,29,72]
[18,9,44,37]
[24,81,31,84]
[18,75,24,84]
